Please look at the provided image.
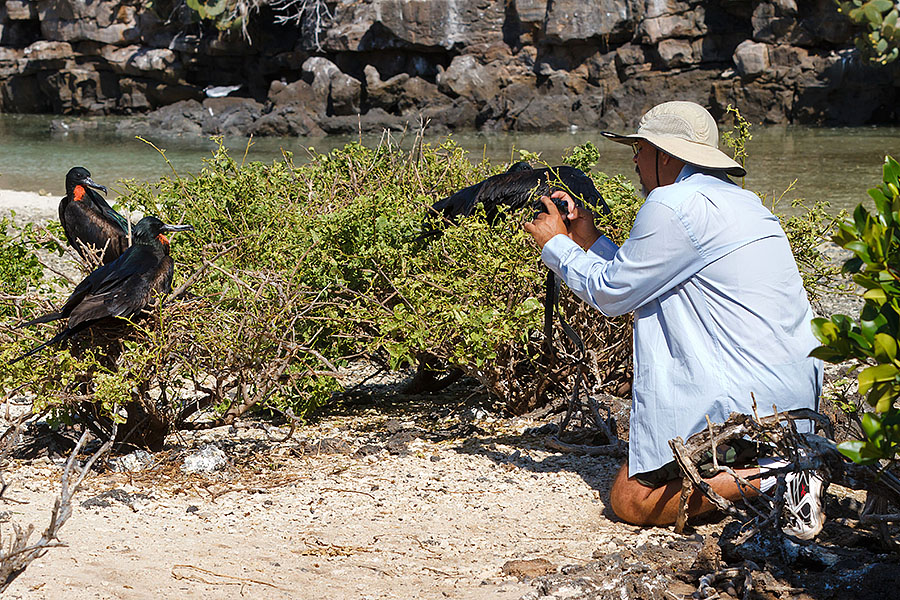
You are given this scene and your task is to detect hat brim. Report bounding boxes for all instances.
[601,131,747,178]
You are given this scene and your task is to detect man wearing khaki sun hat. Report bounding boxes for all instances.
[525,101,825,538]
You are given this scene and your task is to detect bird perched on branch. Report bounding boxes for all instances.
[59,166,131,265]
[11,216,194,364]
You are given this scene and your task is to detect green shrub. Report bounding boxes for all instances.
[0,125,837,447]
[811,155,900,464]
[836,0,900,65]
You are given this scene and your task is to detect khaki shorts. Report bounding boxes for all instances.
[633,438,762,488]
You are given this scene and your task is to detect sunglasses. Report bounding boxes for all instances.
[632,142,642,157]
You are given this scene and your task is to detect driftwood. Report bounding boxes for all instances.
[0,424,116,591]
[668,401,900,547]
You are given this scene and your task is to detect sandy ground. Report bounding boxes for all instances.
[0,189,59,223]
[0,400,667,600]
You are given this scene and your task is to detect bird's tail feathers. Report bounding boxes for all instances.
[17,312,65,329]
[9,329,69,365]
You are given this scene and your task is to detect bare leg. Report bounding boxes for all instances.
[608,461,760,526]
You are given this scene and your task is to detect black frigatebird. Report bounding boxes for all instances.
[59,167,131,265]
[11,216,194,364]
[408,163,612,394]
[427,162,611,226]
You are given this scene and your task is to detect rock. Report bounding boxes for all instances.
[37,0,143,45]
[5,0,38,20]
[109,449,153,473]
[501,558,555,579]
[544,0,633,43]
[437,55,500,105]
[251,105,325,137]
[269,78,319,108]
[322,0,506,52]
[751,0,798,42]
[182,443,228,473]
[21,40,72,70]
[0,73,49,112]
[202,97,265,135]
[656,38,695,68]
[330,71,361,115]
[733,40,770,78]
[301,56,360,115]
[364,65,445,114]
[42,66,119,114]
[100,45,182,81]
[0,10,41,48]
[641,9,705,45]
[81,488,152,511]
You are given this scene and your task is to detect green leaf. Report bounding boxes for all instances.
[810,317,840,342]
[864,287,889,304]
[862,411,883,439]
[871,0,894,13]
[885,156,900,186]
[874,332,899,361]
[808,345,850,362]
[837,439,871,464]
[858,363,899,395]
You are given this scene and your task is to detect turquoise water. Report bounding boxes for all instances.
[0,114,897,215]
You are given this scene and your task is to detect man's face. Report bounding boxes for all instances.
[633,140,656,196]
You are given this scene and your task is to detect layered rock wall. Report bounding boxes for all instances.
[0,0,897,135]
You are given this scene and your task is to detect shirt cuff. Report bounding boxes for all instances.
[541,234,581,274]
[588,235,619,260]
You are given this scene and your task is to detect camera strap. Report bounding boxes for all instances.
[543,271,585,363]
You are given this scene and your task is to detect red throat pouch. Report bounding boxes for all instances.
[73,186,85,201]
[157,233,170,245]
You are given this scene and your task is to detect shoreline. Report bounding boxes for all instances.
[0,188,58,222]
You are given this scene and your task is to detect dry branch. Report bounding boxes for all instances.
[0,424,116,591]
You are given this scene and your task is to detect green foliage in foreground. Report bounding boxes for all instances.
[0,129,838,446]
[811,156,900,465]
[836,0,900,65]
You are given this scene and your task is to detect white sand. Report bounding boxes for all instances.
[0,188,58,222]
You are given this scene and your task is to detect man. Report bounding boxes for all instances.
[524,101,824,537]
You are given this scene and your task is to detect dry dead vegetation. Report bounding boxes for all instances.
[0,364,898,600]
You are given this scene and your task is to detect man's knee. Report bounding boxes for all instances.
[609,464,658,525]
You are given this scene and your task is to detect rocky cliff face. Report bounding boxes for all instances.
[0,0,897,135]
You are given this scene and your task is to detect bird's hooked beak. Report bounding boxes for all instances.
[156,222,194,245]
[161,223,195,234]
[82,176,108,195]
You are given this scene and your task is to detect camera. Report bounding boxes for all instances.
[532,193,584,222]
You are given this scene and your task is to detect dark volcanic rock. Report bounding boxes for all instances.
[0,0,895,130]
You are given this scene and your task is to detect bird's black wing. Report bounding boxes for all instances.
[474,170,552,214]
[61,200,130,264]
[553,166,610,215]
[86,188,130,234]
[67,254,172,330]
[430,180,484,221]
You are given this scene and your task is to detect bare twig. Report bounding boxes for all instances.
[0,424,116,591]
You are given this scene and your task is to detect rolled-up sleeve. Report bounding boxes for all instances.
[541,201,707,316]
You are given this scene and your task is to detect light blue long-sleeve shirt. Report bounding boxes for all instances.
[541,165,822,476]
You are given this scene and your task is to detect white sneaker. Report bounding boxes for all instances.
[782,468,825,540]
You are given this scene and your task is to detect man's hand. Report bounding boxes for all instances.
[525,194,568,249]
[525,191,601,250]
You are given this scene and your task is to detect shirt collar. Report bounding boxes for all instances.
[676,163,732,184]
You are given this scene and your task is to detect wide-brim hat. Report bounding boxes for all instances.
[601,101,746,177]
